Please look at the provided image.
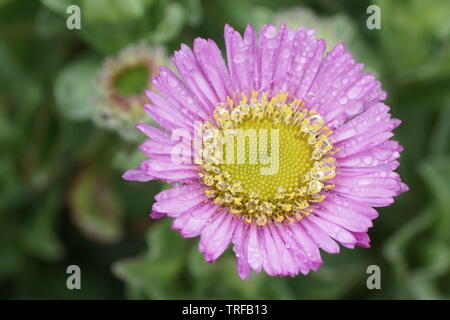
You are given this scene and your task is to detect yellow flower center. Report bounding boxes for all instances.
[197,92,336,226]
[225,117,313,200]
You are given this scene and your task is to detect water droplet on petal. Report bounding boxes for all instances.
[267,39,277,49]
[347,85,364,100]
[363,156,373,165]
[339,97,348,105]
[233,53,246,64]
[265,26,278,38]
[168,77,178,88]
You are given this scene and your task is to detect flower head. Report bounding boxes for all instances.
[123,23,408,279]
[94,42,166,140]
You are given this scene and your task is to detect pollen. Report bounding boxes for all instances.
[198,92,336,226]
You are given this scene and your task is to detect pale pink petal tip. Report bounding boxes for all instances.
[122,168,153,182]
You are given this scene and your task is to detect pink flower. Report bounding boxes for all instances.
[123,23,408,279]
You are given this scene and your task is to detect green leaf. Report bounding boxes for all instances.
[429,105,450,155]
[186,247,269,299]
[0,42,43,112]
[40,0,75,14]
[82,0,145,23]
[20,190,65,261]
[113,147,147,172]
[113,220,187,299]
[182,0,203,26]
[285,250,369,299]
[419,156,450,239]
[383,207,435,298]
[0,244,24,283]
[69,165,124,243]
[35,6,67,38]
[376,0,450,82]
[0,103,17,146]
[54,55,100,121]
[408,240,450,299]
[148,3,185,43]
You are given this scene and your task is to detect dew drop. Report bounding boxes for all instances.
[338,128,357,140]
[267,39,277,49]
[347,86,364,100]
[345,101,363,116]
[363,156,373,165]
[358,178,372,186]
[233,53,246,64]
[281,48,290,59]
[339,97,348,105]
[265,26,278,38]
[168,77,178,88]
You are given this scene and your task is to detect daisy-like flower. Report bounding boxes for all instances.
[123,23,408,279]
[94,42,166,140]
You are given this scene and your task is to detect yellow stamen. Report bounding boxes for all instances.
[198,92,336,226]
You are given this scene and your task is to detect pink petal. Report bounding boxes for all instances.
[199,212,237,262]
[172,202,218,237]
[136,123,171,142]
[289,222,323,270]
[172,44,219,113]
[307,215,357,248]
[232,220,251,280]
[152,67,209,120]
[193,38,231,102]
[246,224,263,272]
[224,24,257,97]
[301,218,340,254]
[269,224,298,276]
[275,223,311,275]
[256,24,283,92]
[122,167,154,182]
[153,190,206,218]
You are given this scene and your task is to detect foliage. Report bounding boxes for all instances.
[0,0,449,299]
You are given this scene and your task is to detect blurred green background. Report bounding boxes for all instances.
[1,0,450,299]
